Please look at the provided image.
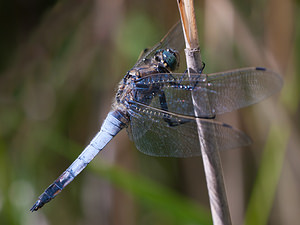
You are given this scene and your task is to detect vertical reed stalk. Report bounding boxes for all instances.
[177,1,232,224]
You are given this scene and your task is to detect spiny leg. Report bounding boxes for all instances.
[158,91,192,126]
[174,61,206,90]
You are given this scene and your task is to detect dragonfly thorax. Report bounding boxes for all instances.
[114,48,180,116]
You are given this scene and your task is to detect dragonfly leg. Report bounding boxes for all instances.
[158,91,191,126]
[172,61,206,90]
[188,61,206,90]
[199,61,206,73]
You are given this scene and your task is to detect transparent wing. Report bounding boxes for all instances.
[134,21,185,68]
[127,103,251,157]
[133,67,283,117]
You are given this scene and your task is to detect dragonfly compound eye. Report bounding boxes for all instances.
[162,48,179,71]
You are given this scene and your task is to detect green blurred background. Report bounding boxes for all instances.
[0,0,298,224]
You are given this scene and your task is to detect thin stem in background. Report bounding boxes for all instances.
[177,0,232,225]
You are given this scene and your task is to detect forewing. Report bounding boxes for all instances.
[128,103,251,157]
[133,67,283,117]
[133,72,206,117]
[197,67,283,115]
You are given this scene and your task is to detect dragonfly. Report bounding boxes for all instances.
[30,21,283,211]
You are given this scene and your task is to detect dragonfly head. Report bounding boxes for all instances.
[154,48,179,71]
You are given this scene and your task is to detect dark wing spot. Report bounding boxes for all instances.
[222,123,232,128]
[255,67,266,71]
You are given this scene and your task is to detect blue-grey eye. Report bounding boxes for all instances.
[162,49,179,71]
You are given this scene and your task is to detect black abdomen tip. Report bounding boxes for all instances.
[30,200,44,212]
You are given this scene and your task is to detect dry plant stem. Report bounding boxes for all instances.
[177,0,232,225]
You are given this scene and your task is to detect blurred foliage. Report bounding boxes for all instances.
[90,160,212,225]
[244,125,289,225]
[0,0,298,225]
